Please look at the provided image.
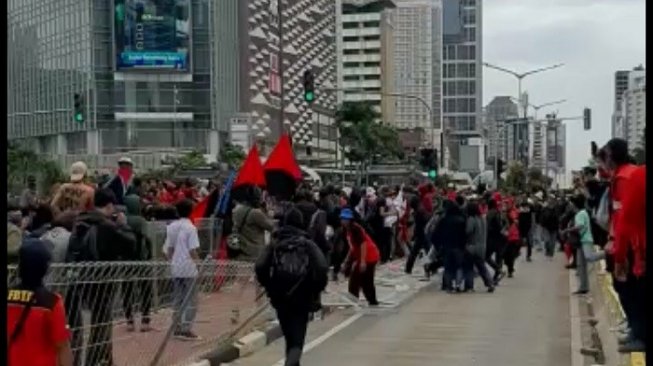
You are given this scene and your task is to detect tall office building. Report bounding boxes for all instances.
[545,117,566,183]
[391,0,442,149]
[441,0,482,171]
[232,0,338,161]
[8,0,216,170]
[484,96,518,161]
[336,0,397,123]
[612,66,645,153]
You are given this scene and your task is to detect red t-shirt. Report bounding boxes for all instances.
[507,223,521,243]
[7,288,69,366]
[346,224,380,264]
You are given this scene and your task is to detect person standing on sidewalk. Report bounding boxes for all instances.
[65,188,136,366]
[123,193,153,332]
[564,194,604,295]
[163,199,202,341]
[340,208,380,306]
[601,139,646,352]
[255,207,328,366]
[8,240,73,366]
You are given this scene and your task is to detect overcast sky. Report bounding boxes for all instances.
[482,0,646,175]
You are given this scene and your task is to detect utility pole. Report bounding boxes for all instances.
[277,0,285,136]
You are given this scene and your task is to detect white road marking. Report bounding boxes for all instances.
[268,312,364,366]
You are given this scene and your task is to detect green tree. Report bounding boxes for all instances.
[174,150,207,170]
[526,167,552,193]
[219,143,246,169]
[503,161,527,194]
[7,143,66,194]
[336,102,403,184]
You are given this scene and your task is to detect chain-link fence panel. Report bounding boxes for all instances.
[8,260,267,366]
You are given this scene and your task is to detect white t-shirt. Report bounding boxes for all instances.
[163,218,200,278]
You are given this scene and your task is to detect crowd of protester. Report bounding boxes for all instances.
[6,137,646,366]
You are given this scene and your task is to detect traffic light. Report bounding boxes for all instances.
[583,107,591,130]
[73,93,85,123]
[496,158,506,176]
[419,148,438,180]
[303,70,315,103]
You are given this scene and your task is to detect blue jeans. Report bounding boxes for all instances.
[576,244,605,292]
[173,278,199,333]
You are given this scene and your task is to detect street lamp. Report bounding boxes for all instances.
[510,97,567,120]
[483,62,564,118]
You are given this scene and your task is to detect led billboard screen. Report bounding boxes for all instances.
[114,0,191,71]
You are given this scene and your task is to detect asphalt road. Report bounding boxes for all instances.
[298,255,572,366]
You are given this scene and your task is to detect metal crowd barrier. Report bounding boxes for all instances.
[8,260,267,366]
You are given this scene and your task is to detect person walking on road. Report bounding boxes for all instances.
[485,199,506,284]
[340,208,380,306]
[539,199,559,259]
[255,207,328,366]
[405,195,430,275]
[435,200,467,292]
[503,215,522,278]
[463,202,495,292]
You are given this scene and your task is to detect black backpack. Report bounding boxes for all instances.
[66,221,100,263]
[270,240,310,297]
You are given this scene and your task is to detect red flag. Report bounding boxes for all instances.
[189,196,209,225]
[234,145,266,188]
[263,134,302,180]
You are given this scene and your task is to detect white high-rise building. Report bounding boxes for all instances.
[336,0,397,123]
[620,69,646,152]
[612,65,645,151]
[391,0,442,149]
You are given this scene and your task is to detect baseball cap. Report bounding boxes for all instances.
[118,156,133,165]
[19,239,52,286]
[340,208,354,220]
[70,161,88,182]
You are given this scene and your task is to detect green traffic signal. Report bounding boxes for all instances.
[304,91,315,102]
[428,170,437,179]
[74,113,84,123]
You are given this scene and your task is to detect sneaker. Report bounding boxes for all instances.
[610,321,629,333]
[618,339,645,353]
[526,257,532,262]
[507,273,514,278]
[572,290,589,295]
[126,321,136,332]
[617,331,635,345]
[579,347,600,357]
[175,331,202,341]
[140,324,153,333]
[487,286,495,293]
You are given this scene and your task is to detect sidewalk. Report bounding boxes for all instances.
[108,284,260,366]
[106,259,428,366]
